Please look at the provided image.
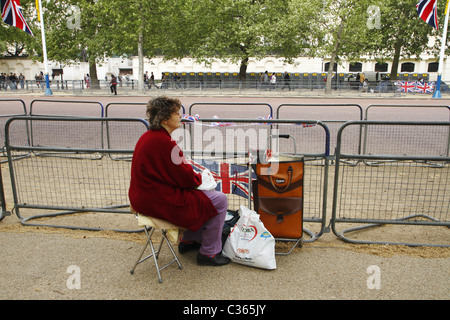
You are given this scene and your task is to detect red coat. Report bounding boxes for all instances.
[129,128,218,231]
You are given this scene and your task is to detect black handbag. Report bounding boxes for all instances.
[221,209,240,247]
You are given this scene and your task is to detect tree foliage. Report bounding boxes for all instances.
[366,0,440,80]
[307,0,376,93]
[0,0,443,83]
[0,0,37,56]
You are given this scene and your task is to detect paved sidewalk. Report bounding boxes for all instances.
[0,217,448,301]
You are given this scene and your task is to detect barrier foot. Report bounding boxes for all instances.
[433,89,442,99]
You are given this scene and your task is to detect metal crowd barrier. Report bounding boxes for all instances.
[104,102,185,119]
[365,104,450,121]
[3,116,331,244]
[0,99,28,156]
[188,102,273,119]
[0,168,7,221]
[102,102,185,160]
[180,118,331,243]
[276,103,363,157]
[28,100,106,159]
[332,121,450,247]
[362,105,450,163]
[1,101,449,248]
[30,99,105,117]
[0,99,29,220]
[4,116,149,232]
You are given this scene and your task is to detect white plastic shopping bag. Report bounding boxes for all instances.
[223,205,276,270]
[197,169,217,191]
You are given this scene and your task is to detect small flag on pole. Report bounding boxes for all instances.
[432,0,450,98]
[1,0,34,36]
[416,0,439,29]
[35,0,39,21]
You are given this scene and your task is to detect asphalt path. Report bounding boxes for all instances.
[2,94,449,157]
[1,95,449,121]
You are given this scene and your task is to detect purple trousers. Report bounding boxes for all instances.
[181,190,228,256]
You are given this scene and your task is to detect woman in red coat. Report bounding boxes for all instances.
[129,96,230,266]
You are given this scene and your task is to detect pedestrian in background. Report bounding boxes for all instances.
[110,74,117,95]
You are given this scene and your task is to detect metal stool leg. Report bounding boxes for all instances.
[130,226,183,283]
[148,231,163,283]
[130,226,155,275]
[161,230,183,270]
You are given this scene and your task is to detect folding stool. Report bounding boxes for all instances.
[130,209,184,283]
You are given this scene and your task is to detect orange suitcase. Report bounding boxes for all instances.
[253,157,304,239]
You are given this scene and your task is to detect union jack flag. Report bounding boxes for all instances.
[415,81,435,93]
[254,115,274,124]
[182,114,199,122]
[188,159,254,199]
[396,81,417,93]
[210,120,233,127]
[416,0,438,30]
[299,123,316,127]
[1,0,33,36]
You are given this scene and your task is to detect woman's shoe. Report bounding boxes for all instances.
[178,241,201,254]
[197,252,231,266]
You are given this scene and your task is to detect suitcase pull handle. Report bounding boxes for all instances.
[269,166,293,192]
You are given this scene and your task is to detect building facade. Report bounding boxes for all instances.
[0,54,447,82]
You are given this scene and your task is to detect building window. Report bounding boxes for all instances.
[324,62,337,72]
[401,62,415,72]
[428,62,439,72]
[349,62,362,72]
[375,63,388,72]
[119,68,133,75]
[51,69,63,80]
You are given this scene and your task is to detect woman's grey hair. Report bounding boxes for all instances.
[146,96,182,130]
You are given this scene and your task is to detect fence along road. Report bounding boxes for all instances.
[4,116,150,231]
[3,116,331,251]
[332,120,450,247]
[0,98,449,247]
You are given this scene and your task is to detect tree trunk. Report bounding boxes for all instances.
[88,59,99,89]
[239,56,249,80]
[326,21,344,94]
[138,29,145,93]
[326,55,337,94]
[390,40,402,81]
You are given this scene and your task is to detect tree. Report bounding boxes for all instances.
[366,0,440,80]
[2,0,440,89]
[0,0,37,57]
[30,0,155,88]
[31,0,103,87]
[0,25,30,56]
[99,0,163,92]
[178,0,311,80]
[305,0,375,94]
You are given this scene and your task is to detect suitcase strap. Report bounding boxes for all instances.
[256,176,303,194]
[258,197,303,224]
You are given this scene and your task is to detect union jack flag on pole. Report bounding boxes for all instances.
[433,0,450,98]
[1,0,34,36]
[416,0,439,29]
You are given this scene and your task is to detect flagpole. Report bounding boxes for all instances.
[433,0,450,99]
[37,0,52,96]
